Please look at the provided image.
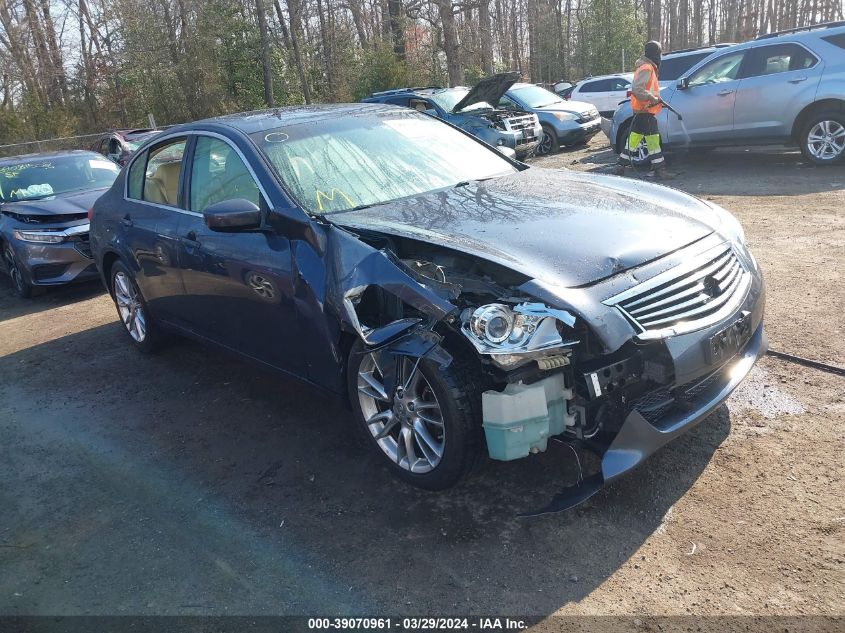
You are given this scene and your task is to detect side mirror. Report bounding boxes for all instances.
[496,146,517,160]
[204,198,262,232]
[677,77,690,90]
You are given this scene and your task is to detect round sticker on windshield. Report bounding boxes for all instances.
[265,132,289,143]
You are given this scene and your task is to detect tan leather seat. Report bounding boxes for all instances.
[144,162,182,205]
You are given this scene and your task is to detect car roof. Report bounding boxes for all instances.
[173,103,409,135]
[0,149,100,166]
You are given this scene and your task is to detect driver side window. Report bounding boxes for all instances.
[688,51,745,87]
[190,137,261,213]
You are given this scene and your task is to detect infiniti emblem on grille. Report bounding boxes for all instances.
[702,275,719,299]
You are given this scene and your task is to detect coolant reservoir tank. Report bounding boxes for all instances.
[482,381,550,461]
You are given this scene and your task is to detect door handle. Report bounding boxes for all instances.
[717,89,734,96]
[180,230,200,248]
[120,213,133,227]
[788,76,808,84]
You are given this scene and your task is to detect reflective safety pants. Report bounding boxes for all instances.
[618,112,664,167]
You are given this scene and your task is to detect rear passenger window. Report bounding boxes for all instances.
[190,136,261,212]
[582,80,610,92]
[127,151,146,199]
[823,33,845,49]
[142,139,186,207]
[743,44,818,78]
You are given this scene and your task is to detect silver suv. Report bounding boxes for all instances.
[609,22,845,165]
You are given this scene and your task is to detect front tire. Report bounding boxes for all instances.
[3,243,33,298]
[109,261,166,353]
[347,339,483,490]
[617,120,649,167]
[800,111,845,165]
[538,125,559,155]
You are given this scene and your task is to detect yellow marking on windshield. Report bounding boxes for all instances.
[315,188,354,211]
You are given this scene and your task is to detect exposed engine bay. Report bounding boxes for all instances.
[345,231,686,463]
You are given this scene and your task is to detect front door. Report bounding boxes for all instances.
[176,134,302,374]
[666,50,747,144]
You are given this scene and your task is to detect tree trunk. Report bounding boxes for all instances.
[256,0,274,107]
[388,0,405,58]
[437,0,463,85]
[275,0,311,103]
[479,0,494,75]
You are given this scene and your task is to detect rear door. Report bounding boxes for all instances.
[176,133,302,373]
[666,50,747,143]
[120,136,188,321]
[733,43,823,140]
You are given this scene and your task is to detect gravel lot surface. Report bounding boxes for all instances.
[1,135,842,624]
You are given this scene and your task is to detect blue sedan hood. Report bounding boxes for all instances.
[1,189,104,217]
[332,168,716,288]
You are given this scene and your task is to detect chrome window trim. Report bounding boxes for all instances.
[188,131,272,212]
[122,129,272,217]
[122,131,190,212]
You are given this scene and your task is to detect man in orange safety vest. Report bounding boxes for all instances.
[615,41,672,179]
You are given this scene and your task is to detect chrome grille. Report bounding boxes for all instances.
[605,246,751,337]
[503,114,537,132]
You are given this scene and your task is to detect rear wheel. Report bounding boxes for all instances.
[347,339,483,490]
[538,125,559,155]
[110,261,166,353]
[800,111,845,165]
[3,243,33,298]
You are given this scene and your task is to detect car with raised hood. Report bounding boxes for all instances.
[362,72,542,159]
[499,83,601,155]
[0,150,121,297]
[89,105,766,507]
[609,23,845,166]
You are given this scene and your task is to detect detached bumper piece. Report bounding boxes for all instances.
[521,321,767,516]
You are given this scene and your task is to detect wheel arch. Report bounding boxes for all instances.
[615,116,634,154]
[100,250,122,293]
[791,99,845,141]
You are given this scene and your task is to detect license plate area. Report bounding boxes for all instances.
[705,311,752,364]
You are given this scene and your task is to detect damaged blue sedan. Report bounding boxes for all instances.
[89,104,766,506]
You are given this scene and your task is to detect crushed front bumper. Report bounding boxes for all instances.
[523,320,767,516]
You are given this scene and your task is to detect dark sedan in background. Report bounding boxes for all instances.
[91,128,163,166]
[0,150,120,297]
[90,104,765,507]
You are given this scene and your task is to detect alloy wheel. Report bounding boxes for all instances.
[113,270,146,342]
[3,246,25,294]
[807,120,845,161]
[357,353,445,474]
[538,131,553,155]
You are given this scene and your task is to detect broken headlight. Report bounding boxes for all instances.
[461,302,578,369]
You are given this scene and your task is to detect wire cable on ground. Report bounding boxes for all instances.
[767,349,845,378]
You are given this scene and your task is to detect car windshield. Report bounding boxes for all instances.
[252,111,517,215]
[659,52,712,81]
[0,154,120,202]
[511,85,563,108]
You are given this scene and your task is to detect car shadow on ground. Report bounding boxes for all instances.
[0,320,731,615]
[0,278,105,323]
[546,142,845,197]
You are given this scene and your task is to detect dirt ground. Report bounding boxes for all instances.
[0,134,842,625]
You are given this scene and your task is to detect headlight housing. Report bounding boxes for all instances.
[461,302,578,369]
[552,112,578,122]
[13,229,66,244]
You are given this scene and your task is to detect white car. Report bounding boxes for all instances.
[568,74,633,116]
